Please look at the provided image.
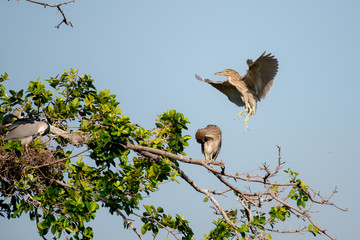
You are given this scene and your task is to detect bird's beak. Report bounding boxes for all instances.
[214,71,224,76]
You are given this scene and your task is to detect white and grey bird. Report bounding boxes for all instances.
[4,118,50,145]
[2,108,24,127]
[195,124,222,162]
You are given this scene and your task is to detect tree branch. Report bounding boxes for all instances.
[99,197,144,240]
[125,142,346,240]
[136,150,242,239]
[22,0,75,28]
[124,143,294,186]
[49,125,89,146]
[25,0,75,8]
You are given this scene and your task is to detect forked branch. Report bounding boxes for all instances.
[17,0,75,28]
[126,143,347,240]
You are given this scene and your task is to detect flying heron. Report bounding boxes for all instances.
[195,124,222,162]
[4,118,50,147]
[195,51,278,131]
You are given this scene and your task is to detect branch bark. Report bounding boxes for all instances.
[22,0,75,28]
[25,0,75,8]
[49,125,89,146]
[125,143,292,186]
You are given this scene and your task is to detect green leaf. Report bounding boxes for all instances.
[141,223,149,235]
[51,225,57,234]
[144,205,152,215]
[238,224,249,233]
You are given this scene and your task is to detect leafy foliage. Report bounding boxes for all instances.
[141,205,193,239]
[0,70,191,239]
[0,70,344,240]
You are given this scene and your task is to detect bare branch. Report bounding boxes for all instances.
[305,185,349,212]
[55,5,72,28]
[49,125,89,146]
[99,197,144,240]
[124,143,295,186]
[268,145,285,178]
[124,143,345,240]
[21,0,75,28]
[137,150,243,239]
[53,179,77,190]
[25,0,74,7]
[304,213,335,240]
[136,150,241,238]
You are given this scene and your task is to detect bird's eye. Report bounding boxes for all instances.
[224,70,228,74]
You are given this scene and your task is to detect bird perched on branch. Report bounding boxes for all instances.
[4,118,50,147]
[195,51,278,131]
[195,124,222,162]
[2,108,24,127]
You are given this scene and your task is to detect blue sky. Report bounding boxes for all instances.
[1,1,360,239]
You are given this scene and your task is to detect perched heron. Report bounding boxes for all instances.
[2,108,24,127]
[4,118,50,146]
[195,124,222,162]
[195,51,278,131]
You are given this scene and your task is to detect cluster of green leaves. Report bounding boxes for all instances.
[153,110,191,155]
[0,70,192,239]
[269,205,290,222]
[285,169,321,237]
[141,205,193,239]
[204,208,273,240]
[0,73,24,109]
[308,224,320,237]
[204,218,237,239]
[284,168,310,208]
[0,73,7,96]
[3,139,23,157]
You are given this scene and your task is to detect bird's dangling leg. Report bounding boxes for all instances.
[243,107,253,132]
[234,108,249,120]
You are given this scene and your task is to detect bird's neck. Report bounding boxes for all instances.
[228,72,242,84]
[229,76,247,95]
[228,75,243,85]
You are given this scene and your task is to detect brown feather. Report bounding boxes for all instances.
[195,124,222,161]
[195,51,278,115]
[242,51,279,100]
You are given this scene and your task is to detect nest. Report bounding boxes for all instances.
[0,146,65,197]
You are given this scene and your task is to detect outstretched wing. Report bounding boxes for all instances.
[195,74,245,107]
[242,52,278,100]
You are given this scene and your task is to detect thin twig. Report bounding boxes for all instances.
[136,150,241,239]
[24,0,75,28]
[32,148,89,168]
[99,197,144,240]
[26,0,75,7]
